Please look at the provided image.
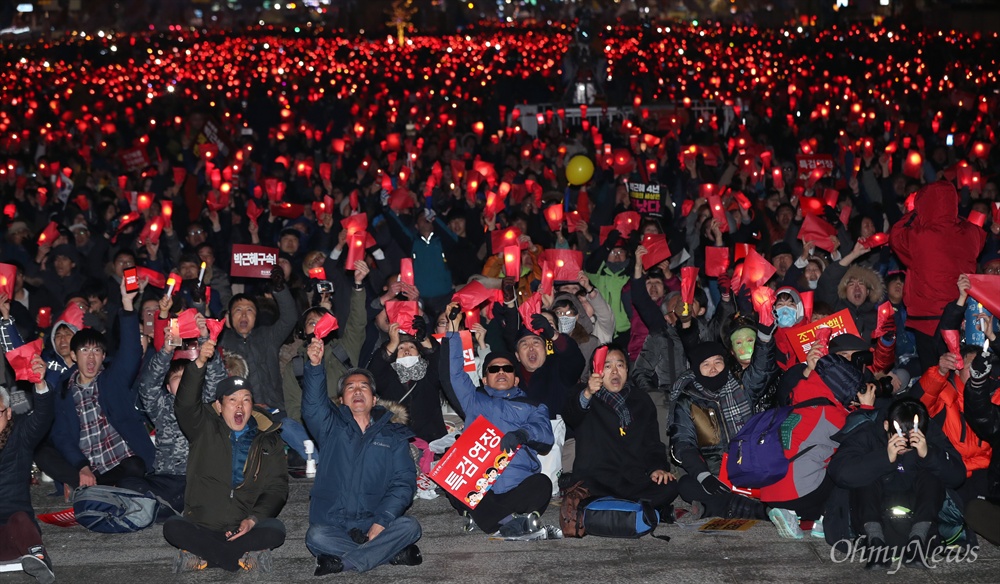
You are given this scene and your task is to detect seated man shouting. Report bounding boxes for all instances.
[163,340,288,573]
[302,337,422,575]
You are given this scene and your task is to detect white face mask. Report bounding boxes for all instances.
[558,315,577,334]
[396,355,420,368]
[808,279,818,290]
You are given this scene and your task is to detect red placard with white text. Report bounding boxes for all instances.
[795,154,835,183]
[780,309,861,363]
[428,416,518,509]
[230,244,278,279]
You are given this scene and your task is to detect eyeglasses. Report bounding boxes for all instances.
[487,364,515,374]
[188,229,205,236]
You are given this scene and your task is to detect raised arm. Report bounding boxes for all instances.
[301,339,343,448]
[174,342,216,438]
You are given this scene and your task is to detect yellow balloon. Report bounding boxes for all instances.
[565,155,595,186]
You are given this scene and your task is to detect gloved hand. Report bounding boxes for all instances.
[717,273,732,294]
[697,472,732,496]
[411,316,427,342]
[500,429,528,453]
[531,314,556,340]
[270,267,286,293]
[970,351,994,381]
[603,229,621,249]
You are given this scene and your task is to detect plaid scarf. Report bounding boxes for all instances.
[595,386,632,431]
[670,371,754,447]
[0,422,12,452]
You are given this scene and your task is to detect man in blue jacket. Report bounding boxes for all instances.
[50,279,153,487]
[443,330,555,538]
[302,338,422,576]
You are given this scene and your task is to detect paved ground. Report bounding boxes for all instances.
[6,479,999,583]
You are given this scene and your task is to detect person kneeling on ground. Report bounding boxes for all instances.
[0,360,56,583]
[442,335,555,538]
[163,340,288,573]
[827,397,965,569]
[563,344,678,519]
[302,338,422,576]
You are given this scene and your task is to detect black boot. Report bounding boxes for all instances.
[863,538,891,570]
[314,555,344,576]
[389,544,423,566]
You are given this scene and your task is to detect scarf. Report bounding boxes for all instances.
[669,371,754,448]
[391,358,428,384]
[595,386,632,432]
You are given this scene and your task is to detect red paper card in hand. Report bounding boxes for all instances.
[800,214,837,252]
[399,258,415,285]
[941,330,964,369]
[136,267,166,289]
[341,213,368,237]
[814,327,832,357]
[706,195,729,233]
[968,210,987,229]
[57,302,86,330]
[309,267,327,280]
[592,346,608,375]
[246,200,263,227]
[965,274,1000,318]
[345,233,366,269]
[543,205,564,232]
[772,168,784,190]
[613,211,641,237]
[37,222,59,246]
[490,227,523,254]
[704,247,730,278]
[992,202,1000,226]
[0,262,15,297]
[313,312,339,339]
[752,287,776,327]
[874,302,895,338]
[539,263,555,296]
[680,266,699,305]
[205,319,225,342]
[503,246,521,278]
[799,290,815,322]
[465,309,480,329]
[859,232,889,248]
[540,249,583,282]
[6,339,44,383]
[453,281,496,311]
[518,293,543,333]
[177,309,201,339]
[742,248,777,290]
[385,301,420,335]
[641,234,672,270]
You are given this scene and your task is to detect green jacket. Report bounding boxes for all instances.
[587,263,631,336]
[281,287,368,422]
[174,361,288,533]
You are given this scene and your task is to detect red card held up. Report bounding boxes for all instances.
[177,309,201,339]
[313,312,339,339]
[205,319,225,342]
[385,301,420,336]
[704,247,730,278]
[641,234,672,270]
[592,346,608,375]
[6,338,44,383]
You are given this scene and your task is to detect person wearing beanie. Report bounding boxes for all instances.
[441,312,555,539]
[769,241,794,281]
[668,322,777,521]
[165,340,288,574]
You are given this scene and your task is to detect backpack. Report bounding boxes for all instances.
[72,486,161,533]
[581,497,669,541]
[560,482,590,537]
[726,398,831,489]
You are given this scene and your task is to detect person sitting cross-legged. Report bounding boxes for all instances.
[302,338,422,576]
[163,340,288,573]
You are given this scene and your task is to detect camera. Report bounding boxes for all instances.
[315,280,334,294]
[874,376,895,399]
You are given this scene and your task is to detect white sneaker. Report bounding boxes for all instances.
[768,508,804,539]
[810,516,825,539]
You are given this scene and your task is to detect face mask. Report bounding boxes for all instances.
[730,329,756,362]
[557,315,577,334]
[606,261,627,273]
[775,306,798,328]
[807,279,818,290]
[396,355,420,368]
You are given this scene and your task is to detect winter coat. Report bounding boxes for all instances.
[50,311,155,473]
[368,344,448,443]
[384,210,457,300]
[174,361,287,533]
[919,366,992,478]
[301,361,416,529]
[760,364,851,503]
[441,332,553,495]
[632,325,687,395]
[563,384,669,495]
[586,263,631,336]
[137,342,226,476]
[962,361,1000,498]
[218,286,298,409]
[816,262,883,341]
[0,388,54,522]
[668,328,777,476]
[280,287,368,422]
[889,180,987,337]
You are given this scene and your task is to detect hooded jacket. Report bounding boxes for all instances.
[0,388,54,522]
[919,366,993,478]
[774,287,806,371]
[889,181,987,336]
[301,362,416,529]
[174,361,288,533]
[816,262,884,340]
[442,332,554,495]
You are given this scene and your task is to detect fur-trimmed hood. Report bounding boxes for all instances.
[377,399,410,426]
[837,265,884,304]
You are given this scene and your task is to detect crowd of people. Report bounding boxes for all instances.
[1,19,1000,581]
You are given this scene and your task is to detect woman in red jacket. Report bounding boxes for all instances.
[763,346,874,539]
